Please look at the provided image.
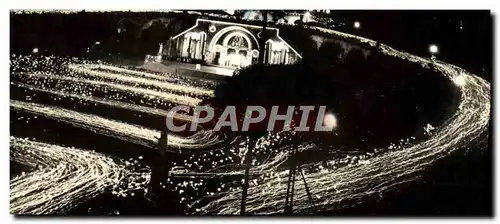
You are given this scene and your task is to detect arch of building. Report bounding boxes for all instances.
[208,26,260,54]
[207,26,262,67]
[222,31,253,50]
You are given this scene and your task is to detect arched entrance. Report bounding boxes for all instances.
[208,26,259,68]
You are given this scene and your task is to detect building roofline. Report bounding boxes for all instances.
[172,18,302,59]
[197,18,280,31]
[276,34,302,59]
[171,22,199,39]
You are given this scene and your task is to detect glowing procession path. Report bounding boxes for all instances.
[170,144,309,178]
[190,30,491,214]
[10,99,220,150]
[10,62,222,214]
[9,137,142,214]
[12,82,194,123]
[16,72,202,106]
[75,64,172,81]
[68,64,214,97]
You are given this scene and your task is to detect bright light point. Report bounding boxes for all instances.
[354,21,360,29]
[32,48,39,53]
[326,10,331,14]
[429,44,439,54]
[324,113,337,129]
[454,75,466,86]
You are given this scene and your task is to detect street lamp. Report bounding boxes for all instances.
[324,113,337,130]
[429,44,439,55]
[428,44,439,61]
[32,47,39,54]
[354,21,361,29]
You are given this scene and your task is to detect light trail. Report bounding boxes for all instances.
[10,137,148,215]
[77,64,171,80]
[10,56,221,214]
[68,64,214,97]
[92,63,220,88]
[170,148,293,178]
[12,81,194,123]
[189,30,491,215]
[10,99,221,150]
[16,72,202,106]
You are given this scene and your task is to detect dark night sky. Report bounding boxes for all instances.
[332,10,492,81]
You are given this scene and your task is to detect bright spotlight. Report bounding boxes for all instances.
[324,113,338,130]
[32,47,39,54]
[354,21,361,29]
[429,44,439,54]
[454,75,466,86]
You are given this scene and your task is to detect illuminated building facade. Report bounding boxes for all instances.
[163,18,302,68]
